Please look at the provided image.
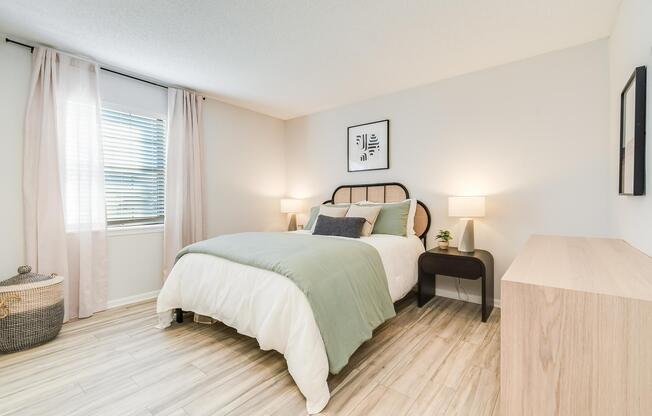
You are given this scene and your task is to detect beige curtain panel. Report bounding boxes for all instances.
[23,47,108,320]
[163,88,205,279]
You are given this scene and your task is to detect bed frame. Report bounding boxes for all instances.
[174,182,431,323]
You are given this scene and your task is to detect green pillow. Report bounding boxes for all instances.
[360,200,411,236]
[304,203,350,230]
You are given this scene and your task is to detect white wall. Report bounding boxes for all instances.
[0,38,286,305]
[203,99,287,237]
[285,40,612,305]
[0,39,30,278]
[609,0,652,256]
[106,230,164,305]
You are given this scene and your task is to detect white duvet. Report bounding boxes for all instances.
[156,231,424,414]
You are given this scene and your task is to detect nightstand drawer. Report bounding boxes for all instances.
[419,253,483,280]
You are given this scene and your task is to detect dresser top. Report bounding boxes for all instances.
[502,235,652,301]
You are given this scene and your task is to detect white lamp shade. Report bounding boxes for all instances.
[280,198,303,213]
[448,196,486,218]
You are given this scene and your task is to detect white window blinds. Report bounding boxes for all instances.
[101,108,166,227]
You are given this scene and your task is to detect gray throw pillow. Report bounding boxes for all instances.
[313,215,365,238]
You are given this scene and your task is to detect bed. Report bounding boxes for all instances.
[156,182,431,414]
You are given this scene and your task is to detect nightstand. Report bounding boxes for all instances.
[418,247,494,322]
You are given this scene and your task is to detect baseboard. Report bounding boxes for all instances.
[106,290,160,309]
[435,287,501,308]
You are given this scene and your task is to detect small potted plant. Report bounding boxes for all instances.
[435,229,452,249]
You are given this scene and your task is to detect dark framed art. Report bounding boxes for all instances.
[347,119,389,172]
[619,66,646,195]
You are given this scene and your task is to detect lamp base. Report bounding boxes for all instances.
[458,218,475,252]
[287,213,297,231]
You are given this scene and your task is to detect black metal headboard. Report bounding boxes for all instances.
[324,182,431,241]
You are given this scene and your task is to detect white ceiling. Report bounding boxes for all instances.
[0,0,622,119]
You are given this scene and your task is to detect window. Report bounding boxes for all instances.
[102,108,166,227]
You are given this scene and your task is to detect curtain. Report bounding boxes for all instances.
[163,88,204,278]
[24,47,107,320]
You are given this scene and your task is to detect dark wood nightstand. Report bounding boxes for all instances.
[418,247,494,322]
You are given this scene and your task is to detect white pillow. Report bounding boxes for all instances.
[346,205,382,237]
[406,198,417,236]
[312,205,349,231]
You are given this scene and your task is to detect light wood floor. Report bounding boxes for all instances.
[0,294,500,416]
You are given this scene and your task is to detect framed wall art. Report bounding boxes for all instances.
[347,119,389,172]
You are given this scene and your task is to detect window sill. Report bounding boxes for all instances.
[107,224,164,237]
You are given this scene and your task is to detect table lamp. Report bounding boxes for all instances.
[448,196,485,252]
[280,198,303,231]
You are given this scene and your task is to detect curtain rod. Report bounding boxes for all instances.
[5,37,205,99]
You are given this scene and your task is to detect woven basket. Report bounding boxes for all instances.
[0,266,64,353]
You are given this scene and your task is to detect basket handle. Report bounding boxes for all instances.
[0,295,21,320]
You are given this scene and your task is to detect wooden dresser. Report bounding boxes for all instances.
[501,235,652,416]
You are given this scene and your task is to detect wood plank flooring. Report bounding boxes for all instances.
[0,294,500,416]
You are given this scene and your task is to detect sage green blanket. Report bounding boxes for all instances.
[176,232,396,374]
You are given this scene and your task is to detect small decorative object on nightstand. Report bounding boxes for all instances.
[435,229,452,249]
[280,198,303,231]
[418,247,494,322]
[448,196,485,253]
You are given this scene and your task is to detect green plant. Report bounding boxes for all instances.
[436,229,452,242]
